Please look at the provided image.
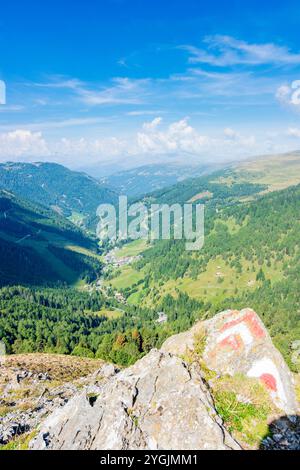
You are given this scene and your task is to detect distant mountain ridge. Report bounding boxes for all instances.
[139,151,300,205]
[99,162,220,197]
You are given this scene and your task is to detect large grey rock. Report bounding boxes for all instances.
[162,309,298,415]
[161,321,204,357]
[203,309,298,414]
[30,350,240,450]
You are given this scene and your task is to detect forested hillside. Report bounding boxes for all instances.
[0,157,299,373]
[0,191,102,286]
[0,286,202,366]
[140,151,300,206]
[106,184,300,369]
[142,169,266,206]
[100,162,216,197]
[0,162,117,226]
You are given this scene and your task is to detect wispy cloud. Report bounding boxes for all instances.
[0,116,114,132]
[180,35,300,67]
[126,110,165,116]
[287,127,300,137]
[35,77,83,90]
[2,35,300,167]
[0,105,25,112]
[170,68,280,103]
[35,76,150,106]
[117,57,129,68]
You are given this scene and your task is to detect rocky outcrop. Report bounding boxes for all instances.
[2,308,297,450]
[30,350,240,450]
[202,309,298,414]
[161,321,205,357]
[0,354,105,446]
[0,383,76,445]
[162,308,298,415]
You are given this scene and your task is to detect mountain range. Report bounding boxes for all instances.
[0,162,117,226]
[0,151,299,450]
[99,161,220,197]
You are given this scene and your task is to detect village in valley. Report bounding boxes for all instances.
[83,244,168,324]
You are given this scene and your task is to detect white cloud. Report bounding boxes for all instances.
[36,76,150,106]
[142,117,162,130]
[35,77,83,90]
[224,127,239,139]
[171,67,280,103]
[287,127,300,138]
[276,80,300,108]
[136,118,257,159]
[0,119,288,167]
[223,127,256,148]
[0,130,50,159]
[291,80,300,105]
[181,35,300,66]
[77,78,148,105]
[0,80,6,104]
[137,118,208,155]
[276,85,291,101]
[0,129,126,166]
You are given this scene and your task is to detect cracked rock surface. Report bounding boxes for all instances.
[0,354,105,446]
[30,350,240,450]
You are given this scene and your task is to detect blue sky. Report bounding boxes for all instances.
[1,0,300,170]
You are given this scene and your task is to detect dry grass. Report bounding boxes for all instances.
[0,353,105,437]
[231,153,300,192]
[2,353,104,384]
